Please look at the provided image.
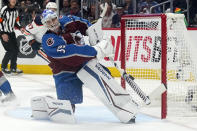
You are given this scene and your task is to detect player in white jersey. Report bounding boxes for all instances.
[24,2,57,45]
[18,2,57,62]
[23,2,90,62]
[26,2,57,43]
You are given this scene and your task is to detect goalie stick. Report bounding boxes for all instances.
[108,57,151,105]
[87,3,151,105]
[108,58,167,106]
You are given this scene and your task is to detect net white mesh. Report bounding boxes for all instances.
[121,13,197,117]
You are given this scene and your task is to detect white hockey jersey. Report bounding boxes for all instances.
[25,15,47,43]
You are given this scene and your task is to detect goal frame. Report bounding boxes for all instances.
[120,14,167,119]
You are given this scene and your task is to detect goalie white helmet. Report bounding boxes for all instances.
[46,2,57,12]
[41,9,60,32]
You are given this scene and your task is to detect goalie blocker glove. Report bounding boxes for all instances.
[93,36,114,60]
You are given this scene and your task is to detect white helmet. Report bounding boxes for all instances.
[46,2,57,9]
[41,9,60,31]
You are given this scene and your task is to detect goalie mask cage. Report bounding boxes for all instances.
[120,13,197,119]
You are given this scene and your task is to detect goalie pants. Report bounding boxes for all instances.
[53,72,83,104]
[0,32,18,70]
[53,64,111,105]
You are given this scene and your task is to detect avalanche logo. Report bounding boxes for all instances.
[47,38,54,46]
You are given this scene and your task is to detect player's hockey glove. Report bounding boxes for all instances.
[70,31,85,45]
[29,39,41,51]
[61,31,85,45]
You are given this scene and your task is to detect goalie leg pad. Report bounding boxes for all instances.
[77,59,139,123]
[44,96,76,124]
[31,96,76,123]
[31,96,48,120]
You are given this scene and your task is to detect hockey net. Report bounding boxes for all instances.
[120,13,197,118]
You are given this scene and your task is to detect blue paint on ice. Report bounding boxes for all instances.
[6,106,159,123]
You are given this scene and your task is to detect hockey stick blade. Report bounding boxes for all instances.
[109,57,151,105]
[142,84,167,107]
[148,84,166,101]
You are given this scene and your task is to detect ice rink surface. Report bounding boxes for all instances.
[0,74,197,131]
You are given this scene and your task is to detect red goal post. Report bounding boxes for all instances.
[120,13,197,119]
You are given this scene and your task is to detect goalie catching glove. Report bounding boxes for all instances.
[93,36,114,60]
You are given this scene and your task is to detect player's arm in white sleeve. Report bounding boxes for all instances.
[24,15,48,51]
[25,15,43,35]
